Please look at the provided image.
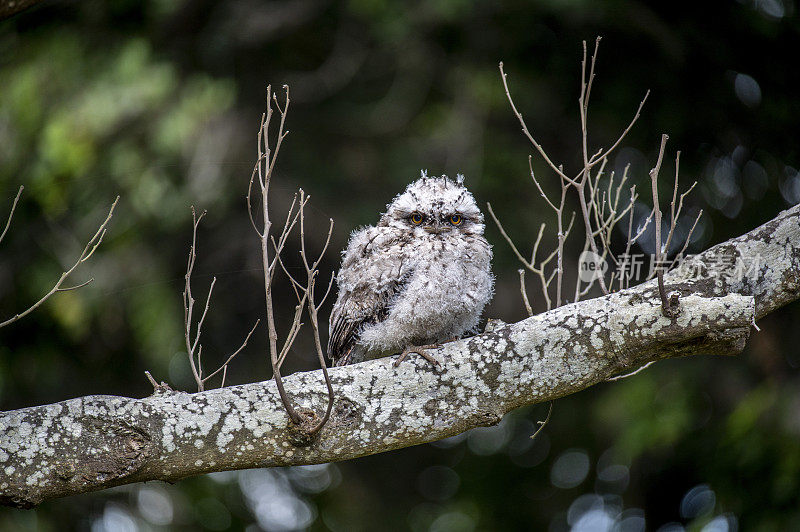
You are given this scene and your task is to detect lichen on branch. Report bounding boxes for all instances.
[3,202,798,508]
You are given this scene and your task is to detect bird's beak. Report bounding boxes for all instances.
[423,226,443,234]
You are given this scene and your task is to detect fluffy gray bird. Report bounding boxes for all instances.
[327,172,494,367]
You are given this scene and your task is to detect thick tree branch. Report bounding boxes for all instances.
[1,203,799,508]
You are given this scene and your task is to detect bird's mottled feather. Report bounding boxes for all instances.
[327,173,494,366]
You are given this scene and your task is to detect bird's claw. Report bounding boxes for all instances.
[394,344,442,368]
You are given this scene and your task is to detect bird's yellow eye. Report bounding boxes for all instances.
[410,212,423,225]
[449,214,463,226]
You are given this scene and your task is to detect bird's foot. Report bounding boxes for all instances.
[394,344,442,368]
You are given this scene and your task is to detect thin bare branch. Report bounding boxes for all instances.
[631,209,655,246]
[574,239,590,303]
[528,156,558,212]
[530,401,553,441]
[266,86,291,180]
[575,44,612,296]
[499,62,578,187]
[256,85,307,427]
[579,39,601,180]
[192,277,216,357]
[274,242,305,296]
[670,209,703,270]
[614,186,640,291]
[318,271,336,309]
[220,365,229,389]
[181,204,258,392]
[587,90,650,168]
[56,279,94,292]
[1,185,23,245]
[607,361,655,381]
[145,371,159,389]
[662,155,698,258]
[183,206,209,391]
[670,152,681,227]
[519,269,534,316]
[201,319,261,386]
[0,196,119,329]
[247,154,268,237]
[554,184,571,308]
[530,222,546,267]
[487,202,533,269]
[649,134,675,317]
[81,229,107,263]
[576,181,610,295]
[583,38,601,114]
[296,193,335,435]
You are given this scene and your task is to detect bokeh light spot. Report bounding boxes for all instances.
[550,449,590,489]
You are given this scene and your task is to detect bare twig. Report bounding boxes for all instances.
[649,134,676,317]
[246,155,267,237]
[631,209,655,247]
[183,207,209,391]
[607,361,655,381]
[579,38,601,178]
[663,151,698,257]
[528,156,558,212]
[56,279,94,292]
[488,205,560,311]
[530,401,553,441]
[637,149,701,279]
[642,137,699,314]
[0,197,119,328]
[618,186,640,291]
[145,370,159,388]
[201,319,261,387]
[1,185,23,245]
[498,38,697,381]
[182,207,260,392]
[575,40,610,296]
[670,209,703,270]
[250,85,334,433]
[499,63,577,187]
[497,39,652,306]
[487,202,534,270]
[586,91,649,168]
[144,371,173,393]
[252,85,303,425]
[519,269,533,316]
[295,190,335,435]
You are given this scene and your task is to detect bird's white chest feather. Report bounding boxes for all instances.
[359,233,493,353]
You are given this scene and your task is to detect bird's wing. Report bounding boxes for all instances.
[327,229,411,366]
[327,286,389,366]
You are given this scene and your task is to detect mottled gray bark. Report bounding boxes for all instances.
[1,204,798,508]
